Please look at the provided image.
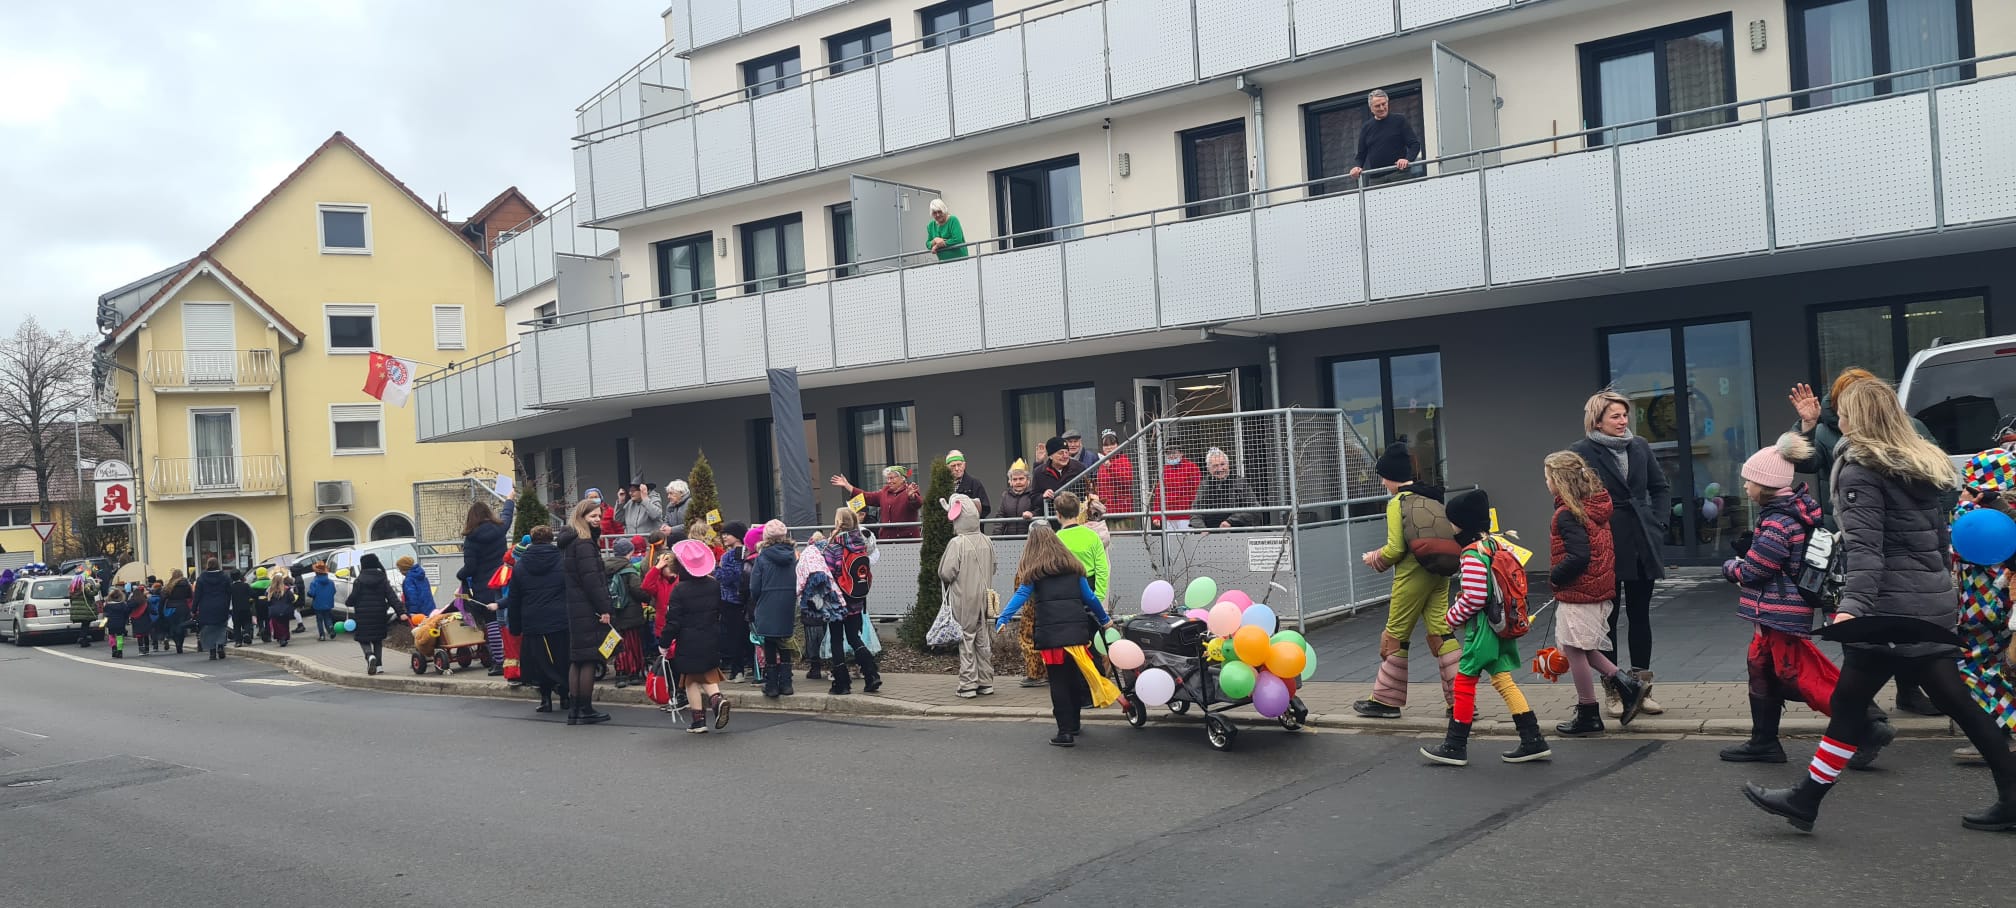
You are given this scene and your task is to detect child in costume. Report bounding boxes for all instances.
[714,522,753,682]
[1718,433,1894,766]
[250,567,273,642]
[103,587,129,658]
[939,494,997,699]
[1543,452,1645,736]
[1422,489,1551,765]
[1353,443,1461,719]
[264,569,296,647]
[1954,447,2016,764]
[68,574,99,648]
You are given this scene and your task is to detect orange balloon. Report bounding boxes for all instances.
[1232,625,1271,666]
[1266,641,1307,679]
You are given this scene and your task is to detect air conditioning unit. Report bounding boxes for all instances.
[315,480,354,511]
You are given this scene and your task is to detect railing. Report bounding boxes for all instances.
[572,0,1532,223]
[576,41,688,136]
[668,0,857,55]
[150,455,286,498]
[492,195,620,303]
[144,349,279,388]
[415,344,529,439]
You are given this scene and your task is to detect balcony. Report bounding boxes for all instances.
[668,0,856,55]
[574,0,1534,225]
[493,195,621,304]
[419,58,2016,443]
[151,455,286,500]
[145,350,279,391]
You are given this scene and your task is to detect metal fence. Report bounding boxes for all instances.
[413,477,507,549]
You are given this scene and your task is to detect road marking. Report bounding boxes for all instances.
[230,678,313,687]
[36,647,208,680]
[0,726,48,740]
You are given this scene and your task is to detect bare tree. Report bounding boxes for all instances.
[0,319,96,555]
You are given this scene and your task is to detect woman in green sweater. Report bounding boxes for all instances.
[926,198,967,260]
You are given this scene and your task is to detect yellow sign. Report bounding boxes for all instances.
[848,494,866,513]
[1489,507,1500,534]
[706,508,722,527]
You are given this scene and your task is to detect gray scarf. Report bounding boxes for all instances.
[1585,430,1633,481]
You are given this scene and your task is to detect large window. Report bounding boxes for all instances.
[827,20,893,74]
[318,204,370,254]
[323,304,377,354]
[740,214,806,293]
[1325,350,1446,494]
[2,506,34,528]
[1181,120,1249,218]
[369,513,415,541]
[847,403,917,487]
[752,416,821,522]
[191,408,238,490]
[330,403,384,456]
[1790,0,1972,108]
[189,514,256,571]
[830,204,857,278]
[921,0,992,49]
[306,517,355,550]
[993,155,1083,248]
[741,48,802,98]
[1812,291,1989,384]
[654,233,715,306]
[1578,15,1736,144]
[1304,82,1424,196]
[1011,385,1098,468]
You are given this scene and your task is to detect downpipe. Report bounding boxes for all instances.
[1238,75,1267,191]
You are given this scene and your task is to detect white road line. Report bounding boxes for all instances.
[35,647,209,680]
[230,678,313,687]
[0,726,49,739]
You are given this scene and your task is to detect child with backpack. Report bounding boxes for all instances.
[1423,489,1551,765]
[1719,433,1897,765]
[1353,443,1463,719]
[604,538,648,687]
[714,522,753,682]
[821,508,882,695]
[1543,452,1646,736]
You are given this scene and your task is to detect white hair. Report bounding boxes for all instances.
[1205,447,1229,465]
[929,198,947,214]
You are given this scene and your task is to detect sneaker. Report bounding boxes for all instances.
[1954,744,1986,765]
[976,686,995,696]
[1633,671,1664,715]
[957,689,979,699]
[687,719,710,734]
[1352,699,1402,719]
[1020,676,1046,688]
[710,694,731,730]
[368,656,380,676]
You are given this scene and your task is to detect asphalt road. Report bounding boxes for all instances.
[0,643,2006,908]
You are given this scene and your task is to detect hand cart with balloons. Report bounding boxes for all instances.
[1098,576,1316,751]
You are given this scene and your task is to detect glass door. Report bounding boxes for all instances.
[191,410,237,491]
[1604,320,1758,562]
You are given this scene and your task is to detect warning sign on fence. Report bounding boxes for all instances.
[1247,535,1292,572]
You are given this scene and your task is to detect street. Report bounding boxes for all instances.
[0,644,2006,908]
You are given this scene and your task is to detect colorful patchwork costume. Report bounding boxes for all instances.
[1956,448,2016,733]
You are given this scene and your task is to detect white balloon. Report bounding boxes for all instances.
[1134,668,1177,707]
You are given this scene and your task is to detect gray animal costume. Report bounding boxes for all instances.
[938,494,997,695]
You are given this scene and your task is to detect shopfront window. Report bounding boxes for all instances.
[1604,319,1758,561]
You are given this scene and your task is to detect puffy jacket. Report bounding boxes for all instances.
[505,542,568,636]
[1723,485,1823,635]
[993,487,1042,536]
[1549,491,1617,604]
[663,575,723,674]
[713,548,748,605]
[265,585,298,622]
[344,567,402,644]
[162,580,192,621]
[193,571,233,626]
[401,568,438,617]
[229,579,256,617]
[67,580,98,624]
[306,574,336,613]
[1572,435,1671,582]
[1832,448,1955,629]
[458,499,515,605]
[556,528,612,662]
[746,543,799,638]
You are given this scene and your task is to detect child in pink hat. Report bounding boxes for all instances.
[663,539,731,733]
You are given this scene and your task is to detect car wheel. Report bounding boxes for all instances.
[11,622,28,647]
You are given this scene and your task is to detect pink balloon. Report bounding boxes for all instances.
[1251,671,1290,718]
[1183,608,1209,622]
[1206,602,1243,638]
[1218,590,1253,612]
[1139,580,1175,614]
[1108,639,1145,671]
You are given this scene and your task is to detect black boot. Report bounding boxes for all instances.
[806,659,824,681]
[1503,712,1553,763]
[762,664,782,699]
[1847,709,1895,771]
[1723,696,1788,763]
[1744,776,1831,832]
[1962,778,2016,831]
[1608,670,1645,726]
[780,663,796,697]
[858,650,882,693]
[1556,702,1605,737]
[829,660,853,696]
[1896,683,1941,717]
[536,690,554,713]
[577,692,610,725]
[1420,719,1471,766]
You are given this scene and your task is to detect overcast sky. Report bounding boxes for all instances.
[0,0,662,337]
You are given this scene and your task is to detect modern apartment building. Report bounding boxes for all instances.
[424,0,2015,569]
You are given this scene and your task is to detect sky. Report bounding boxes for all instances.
[0,0,664,337]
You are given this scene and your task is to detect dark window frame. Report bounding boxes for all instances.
[1301,80,1425,196]
[740,47,803,98]
[750,414,819,523]
[1787,0,1975,109]
[992,154,1083,249]
[920,0,994,49]
[1805,287,1993,384]
[829,203,856,278]
[1576,13,1738,146]
[738,213,806,294]
[1179,119,1250,219]
[653,232,716,306]
[1006,382,1097,467]
[844,401,917,483]
[1318,347,1446,464]
[826,19,894,74]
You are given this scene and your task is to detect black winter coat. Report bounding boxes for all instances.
[993,488,1042,536]
[193,571,233,626]
[162,579,192,625]
[506,542,568,636]
[746,544,798,638]
[1832,449,1955,632]
[345,567,402,643]
[1031,573,1097,650]
[1193,475,1261,528]
[664,575,723,674]
[229,580,256,618]
[1572,436,1671,582]
[460,520,508,606]
[556,528,612,662]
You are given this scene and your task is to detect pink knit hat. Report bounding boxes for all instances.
[1741,432,1813,490]
[743,526,765,551]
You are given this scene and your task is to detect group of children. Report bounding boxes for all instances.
[79,560,339,658]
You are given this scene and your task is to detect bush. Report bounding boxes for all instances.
[900,457,954,650]
[688,451,720,532]
[511,481,550,541]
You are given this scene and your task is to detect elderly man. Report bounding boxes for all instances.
[925,198,968,261]
[947,450,991,520]
[1031,437,1086,502]
[615,483,663,536]
[1062,430,1098,469]
[831,467,923,539]
[1347,89,1422,186]
[1193,447,1263,529]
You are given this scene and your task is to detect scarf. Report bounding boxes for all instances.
[1585,430,1633,481]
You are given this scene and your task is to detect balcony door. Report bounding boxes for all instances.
[183,302,235,384]
[1578,15,1736,144]
[191,409,238,491]
[1790,0,1973,108]
[994,156,1083,248]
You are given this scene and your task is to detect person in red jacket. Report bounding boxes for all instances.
[1543,451,1645,737]
[1151,442,1201,529]
[830,467,923,539]
[1091,429,1138,528]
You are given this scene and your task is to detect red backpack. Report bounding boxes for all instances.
[1477,536,1531,639]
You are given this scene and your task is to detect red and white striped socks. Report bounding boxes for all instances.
[1808,736,1858,785]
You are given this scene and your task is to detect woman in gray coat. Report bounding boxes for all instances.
[1745,378,2015,833]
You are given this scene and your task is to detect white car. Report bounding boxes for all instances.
[1899,333,2016,470]
[0,576,92,646]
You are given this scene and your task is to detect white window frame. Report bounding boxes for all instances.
[323,303,379,355]
[329,403,386,456]
[318,203,373,255]
[188,406,242,460]
[432,305,467,350]
[0,506,32,529]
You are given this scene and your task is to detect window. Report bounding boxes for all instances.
[994,155,1084,248]
[324,304,378,354]
[847,403,917,487]
[830,204,858,278]
[1578,15,1736,144]
[190,408,239,490]
[1812,292,1989,385]
[0,507,31,528]
[827,20,893,74]
[1790,0,1972,108]
[432,305,466,350]
[330,403,384,455]
[1325,350,1447,494]
[534,301,558,327]
[368,513,414,541]
[318,204,371,254]
[189,514,256,571]
[307,517,356,550]
[921,0,992,48]
[752,416,821,521]
[742,48,802,98]
[1181,120,1249,218]
[1303,82,1425,196]
[542,447,577,506]
[740,214,805,293]
[653,233,716,306]
[1011,385,1098,467]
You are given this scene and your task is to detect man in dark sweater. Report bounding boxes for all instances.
[1350,89,1422,186]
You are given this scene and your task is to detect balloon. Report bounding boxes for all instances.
[1299,644,1319,682]
[1954,508,2016,566]
[1218,590,1253,612]
[1093,626,1122,655]
[343,619,357,632]
[1205,638,1227,663]
[1218,660,1257,699]
[1206,602,1243,637]
[1108,639,1145,671]
[1266,641,1307,679]
[1184,576,1218,611]
[1673,502,1685,517]
[1183,608,1209,623]
[1232,625,1271,666]
[1703,481,1722,498]
[1269,629,1306,649]
[1140,580,1175,614]
[1701,498,1722,522]
[1252,672,1290,718]
[1241,603,1277,634]
[1135,668,1177,707]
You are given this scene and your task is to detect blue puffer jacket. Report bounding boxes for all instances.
[307,574,336,613]
[193,570,233,626]
[401,568,437,616]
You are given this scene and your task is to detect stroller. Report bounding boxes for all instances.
[1111,614,1309,751]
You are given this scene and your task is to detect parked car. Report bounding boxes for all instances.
[0,575,101,646]
[57,557,117,584]
[321,539,447,611]
[1899,333,2016,470]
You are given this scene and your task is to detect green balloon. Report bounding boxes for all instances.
[1184,576,1219,610]
[1269,630,1307,649]
[1299,645,1319,682]
[1092,626,1122,655]
[1218,660,1257,699]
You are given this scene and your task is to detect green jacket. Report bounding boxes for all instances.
[1058,523,1108,604]
[926,215,968,260]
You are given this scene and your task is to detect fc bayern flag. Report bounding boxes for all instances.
[362,351,417,407]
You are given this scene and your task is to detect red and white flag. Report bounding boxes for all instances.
[362,351,417,407]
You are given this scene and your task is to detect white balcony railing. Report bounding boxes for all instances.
[669,0,857,55]
[416,345,530,441]
[151,455,286,499]
[493,196,621,303]
[573,0,1528,225]
[419,57,2016,442]
[144,349,280,389]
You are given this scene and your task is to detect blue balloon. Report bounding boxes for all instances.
[1954,508,2016,566]
[1241,603,1278,635]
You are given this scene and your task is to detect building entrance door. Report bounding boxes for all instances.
[1135,372,1243,476]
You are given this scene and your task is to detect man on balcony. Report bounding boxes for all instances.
[1032,437,1085,504]
[1348,89,1422,187]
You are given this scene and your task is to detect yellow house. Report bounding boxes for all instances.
[97,133,515,571]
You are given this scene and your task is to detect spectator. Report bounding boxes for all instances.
[926,198,967,260]
[947,450,991,520]
[193,558,232,661]
[1572,390,1671,719]
[1193,447,1262,529]
[1348,89,1421,186]
[830,467,923,539]
[604,538,649,688]
[507,526,570,715]
[1063,430,1098,469]
[748,521,800,699]
[456,497,516,674]
[558,498,615,726]
[1152,442,1202,530]
[616,483,663,536]
[995,464,1041,536]
[1091,430,1138,529]
[1032,437,1086,502]
[658,480,692,539]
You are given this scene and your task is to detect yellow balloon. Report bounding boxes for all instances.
[1233,625,1271,667]
[1205,638,1226,663]
[1267,641,1307,679]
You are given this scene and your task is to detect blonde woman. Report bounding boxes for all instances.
[1570,389,1671,716]
[558,497,615,726]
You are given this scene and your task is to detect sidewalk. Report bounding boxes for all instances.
[228,634,1958,739]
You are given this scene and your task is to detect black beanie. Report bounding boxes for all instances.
[1045,436,1067,457]
[1446,489,1491,541]
[1375,443,1414,483]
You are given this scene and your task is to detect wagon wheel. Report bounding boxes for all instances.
[456,651,473,669]
[434,650,451,674]
[410,652,427,675]
[1169,701,1191,715]
[1204,715,1237,751]
[1123,697,1148,728]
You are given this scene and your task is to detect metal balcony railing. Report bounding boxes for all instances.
[669,0,858,55]
[145,349,279,388]
[151,455,286,498]
[492,196,621,303]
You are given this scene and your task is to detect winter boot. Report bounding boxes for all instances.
[829,660,853,696]
[1420,719,1471,766]
[762,662,782,699]
[576,693,611,725]
[858,650,882,693]
[1962,779,2016,832]
[1743,776,1832,832]
[1632,669,1664,715]
[79,633,90,648]
[1847,713,1896,771]
[1723,696,1788,763]
[1608,670,1646,726]
[806,659,825,682]
[1503,712,1553,763]
[1556,702,1605,737]
[710,692,732,730]
[536,691,555,713]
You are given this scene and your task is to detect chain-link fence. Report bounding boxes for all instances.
[413,478,508,550]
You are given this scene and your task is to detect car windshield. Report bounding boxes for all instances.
[1906,354,2016,455]
[31,579,73,599]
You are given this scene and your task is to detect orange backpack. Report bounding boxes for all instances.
[1477,536,1531,639]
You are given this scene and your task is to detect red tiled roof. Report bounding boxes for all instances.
[99,254,305,350]
[460,186,539,233]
